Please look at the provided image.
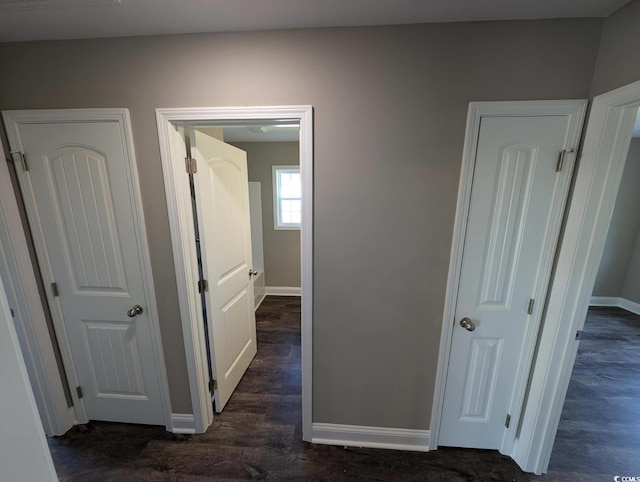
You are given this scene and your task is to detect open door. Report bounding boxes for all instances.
[191,130,257,412]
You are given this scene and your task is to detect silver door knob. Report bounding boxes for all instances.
[459,317,476,331]
[249,269,258,277]
[127,305,144,317]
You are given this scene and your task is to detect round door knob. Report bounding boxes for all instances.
[127,305,144,317]
[249,269,258,277]
[459,317,476,331]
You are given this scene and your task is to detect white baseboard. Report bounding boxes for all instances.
[255,293,267,311]
[590,296,640,315]
[265,286,301,296]
[619,298,640,316]
[589,296,620,306]
[311,423,430,452]
[171,413,196,434]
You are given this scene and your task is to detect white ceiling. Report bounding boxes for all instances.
[223,125,299,143]
[0,0,631,43]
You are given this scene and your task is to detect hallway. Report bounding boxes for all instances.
[48,297,635,481]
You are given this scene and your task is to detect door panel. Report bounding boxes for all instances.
[12,121,165,425]
[192,130,257,412]
[440,115,577,449]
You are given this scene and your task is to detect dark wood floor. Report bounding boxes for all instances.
[49,299,639,481]
[546,306,640,478]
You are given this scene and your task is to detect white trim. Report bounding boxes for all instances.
[171,413,196,434]
[589,296,620,306]
[0,134,75,436]
[0,273,58,482]
[430,100,587,453]
[619,298,640,315]
[312,423,430,452]
[1,108,173,431]
[254,293,267,311]
[265,286,302,296]
[156,106,313,440]
[513,80,640,474]
[589,296,640,316]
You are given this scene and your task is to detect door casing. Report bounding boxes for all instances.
[2,108,173,431]
[430,101,587,459]
[156,106,313,437]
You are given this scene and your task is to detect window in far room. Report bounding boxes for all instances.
[273,165,301,229]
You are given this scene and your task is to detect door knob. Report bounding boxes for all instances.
[459,317,476,331]
[249,269,258,277]
[127,305,144,317]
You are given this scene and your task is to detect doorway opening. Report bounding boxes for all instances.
[156,106,313,438]
[513,80,640,474]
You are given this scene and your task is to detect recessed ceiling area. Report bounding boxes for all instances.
[0,0,632,43]
[191,123,300,143]
[223,125,299,143]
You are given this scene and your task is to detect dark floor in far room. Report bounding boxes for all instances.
[546,306,640,477]
[49,298,639,481]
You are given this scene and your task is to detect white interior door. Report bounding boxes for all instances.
[439,114,581,450]
[191,130,257,412]
[5,116,167,426]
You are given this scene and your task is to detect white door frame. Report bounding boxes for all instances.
[0,134,75,435]
[429,100,587,453]
[156,106,313,437]
[512,81,640,473]
[2,108,173,431]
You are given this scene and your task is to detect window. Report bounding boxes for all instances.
[273,166,301,229]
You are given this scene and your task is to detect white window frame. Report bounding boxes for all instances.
[272,165,301,230]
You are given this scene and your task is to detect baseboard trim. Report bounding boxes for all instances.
[171,413,196,434]
[589,296,620,306]
[619,298,640,316]
[311,423,430,452]
[255,293,267,311]
[265,286,301,296]
[590,296,640,315]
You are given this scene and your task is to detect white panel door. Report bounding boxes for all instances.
[8,120,166,425]
[192,130,257,412]
[440,115,578,449]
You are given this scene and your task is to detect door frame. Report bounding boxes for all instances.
[512,80,640,473]
[0,133,75,435]
[156,105,313,437]
[429,100,587,453]
[2,108,173,431]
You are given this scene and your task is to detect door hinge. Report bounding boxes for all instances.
[185,156,197,174]
[76,386,83,399]
[527,298,535,315]
[51,282,60,297]
[208,379,217,391]
[198,279,209,293]
[575,330,583,340]
[556,148,576,172]
[505,413,511,429]
[9,151,29,171]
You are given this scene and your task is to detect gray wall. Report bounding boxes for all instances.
[234,142,301,288]
[0,20,602,426]
[590,0,640,96]
[592,139,640,297]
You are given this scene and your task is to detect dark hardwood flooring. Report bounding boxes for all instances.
[546,306,640,478]
[49,299,639,481]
